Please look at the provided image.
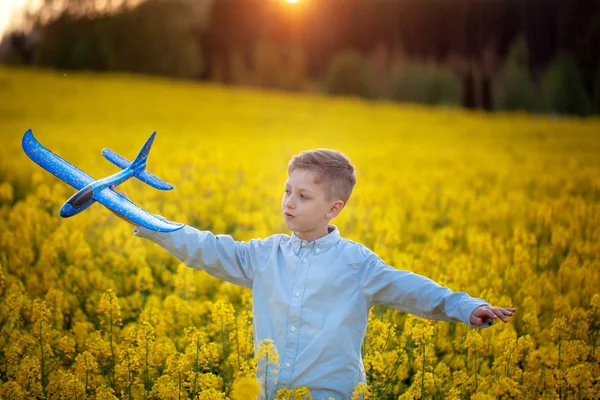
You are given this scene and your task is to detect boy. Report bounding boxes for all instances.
[117,149,516,399]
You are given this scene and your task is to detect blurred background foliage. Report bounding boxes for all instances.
[1,0,599,116]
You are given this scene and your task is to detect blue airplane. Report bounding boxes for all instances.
[22,130,184,232]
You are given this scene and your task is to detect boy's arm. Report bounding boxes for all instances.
[134,220,258,288]
[361,253,492,328]
[111,188,258,288]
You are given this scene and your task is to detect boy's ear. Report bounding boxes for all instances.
[327,200,345,219]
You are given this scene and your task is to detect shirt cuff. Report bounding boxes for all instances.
[133,215,170,239]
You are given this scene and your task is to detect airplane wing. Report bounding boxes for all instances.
[94,188,184,232]
[22,129,94,190]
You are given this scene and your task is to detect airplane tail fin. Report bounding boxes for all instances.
[101,132,174,191]
[130,131,156,173]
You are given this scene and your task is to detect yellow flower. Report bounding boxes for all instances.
[3,67,600,400]
[276,386,312,399]
[14,356,43,398]
[591,293,600,310]
[212,300,236,331]
[136,266,154,295]
[98,289,122,326]
[0,381,25,400]
[230,377,261,400]
[0,182,14,204]
[95,385,119,400]
[351,382,372,400]
[31,299,51,326]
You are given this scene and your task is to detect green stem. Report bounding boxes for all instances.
[221,318,225,360]
[474,351,478,391]
[52,297,57,330]
[235,315,240,373]
[39,321,46,397]
[265,352,269,400]
[421,333,426,400]
[127,352,132,400]
[558,333,562,400]
[144,341,149,400]
[246,318,252,359]
[192,336,199,397]
[381,349,405,393]
[109,308,115,390]
[591,312,597,359]
[505,344,517,377]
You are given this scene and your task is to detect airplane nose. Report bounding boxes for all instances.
[60,202,75,218]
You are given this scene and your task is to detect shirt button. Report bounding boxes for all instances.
[285,362,291,368]
[301,241,306,247]
[291,326,296,332]
[315,248,320,254]
[302,258,307,263]
[295,291,300,297]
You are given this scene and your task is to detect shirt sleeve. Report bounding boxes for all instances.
[133,216,260,288]
[360,253,490,328]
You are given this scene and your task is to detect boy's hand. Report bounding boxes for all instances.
[109,185,140,227]
[470,305,516,326]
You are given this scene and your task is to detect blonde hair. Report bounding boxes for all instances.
[287,149,356,205]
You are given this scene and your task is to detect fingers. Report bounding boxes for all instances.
[491,308,516,323]
[110,184,130,199]
[492,308,508,323]
[107,185,138,227]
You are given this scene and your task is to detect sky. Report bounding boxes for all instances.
[0,0,299,39]
[0,0,29,38]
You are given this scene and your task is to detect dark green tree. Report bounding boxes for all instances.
[494,36,537,112]
[326,50,371,99]
[540,53,593,117]
[391,63,462,106]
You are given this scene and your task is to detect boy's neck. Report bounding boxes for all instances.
[294,225,331,242]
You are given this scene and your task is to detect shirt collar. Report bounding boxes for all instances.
[290,224,341,254]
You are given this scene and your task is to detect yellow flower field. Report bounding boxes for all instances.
[0,66,599,399]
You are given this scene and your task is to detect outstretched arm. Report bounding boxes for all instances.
[361,253,515,328]
[113,188,261,288]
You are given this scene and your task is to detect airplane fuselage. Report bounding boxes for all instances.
[60,167,136,217]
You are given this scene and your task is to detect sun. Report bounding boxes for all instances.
[285,0,299,3]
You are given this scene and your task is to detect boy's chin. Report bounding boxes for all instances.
[283,220,295,230]
[283,219,300,231]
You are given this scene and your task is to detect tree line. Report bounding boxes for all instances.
[2,0,599,115]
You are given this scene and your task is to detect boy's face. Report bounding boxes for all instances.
[282,168,344,238]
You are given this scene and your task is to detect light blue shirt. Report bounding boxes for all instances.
[134,222,489,399]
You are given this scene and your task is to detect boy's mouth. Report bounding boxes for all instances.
[283,212,295,219]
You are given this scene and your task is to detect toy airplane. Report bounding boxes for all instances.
[22,129,184,232]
